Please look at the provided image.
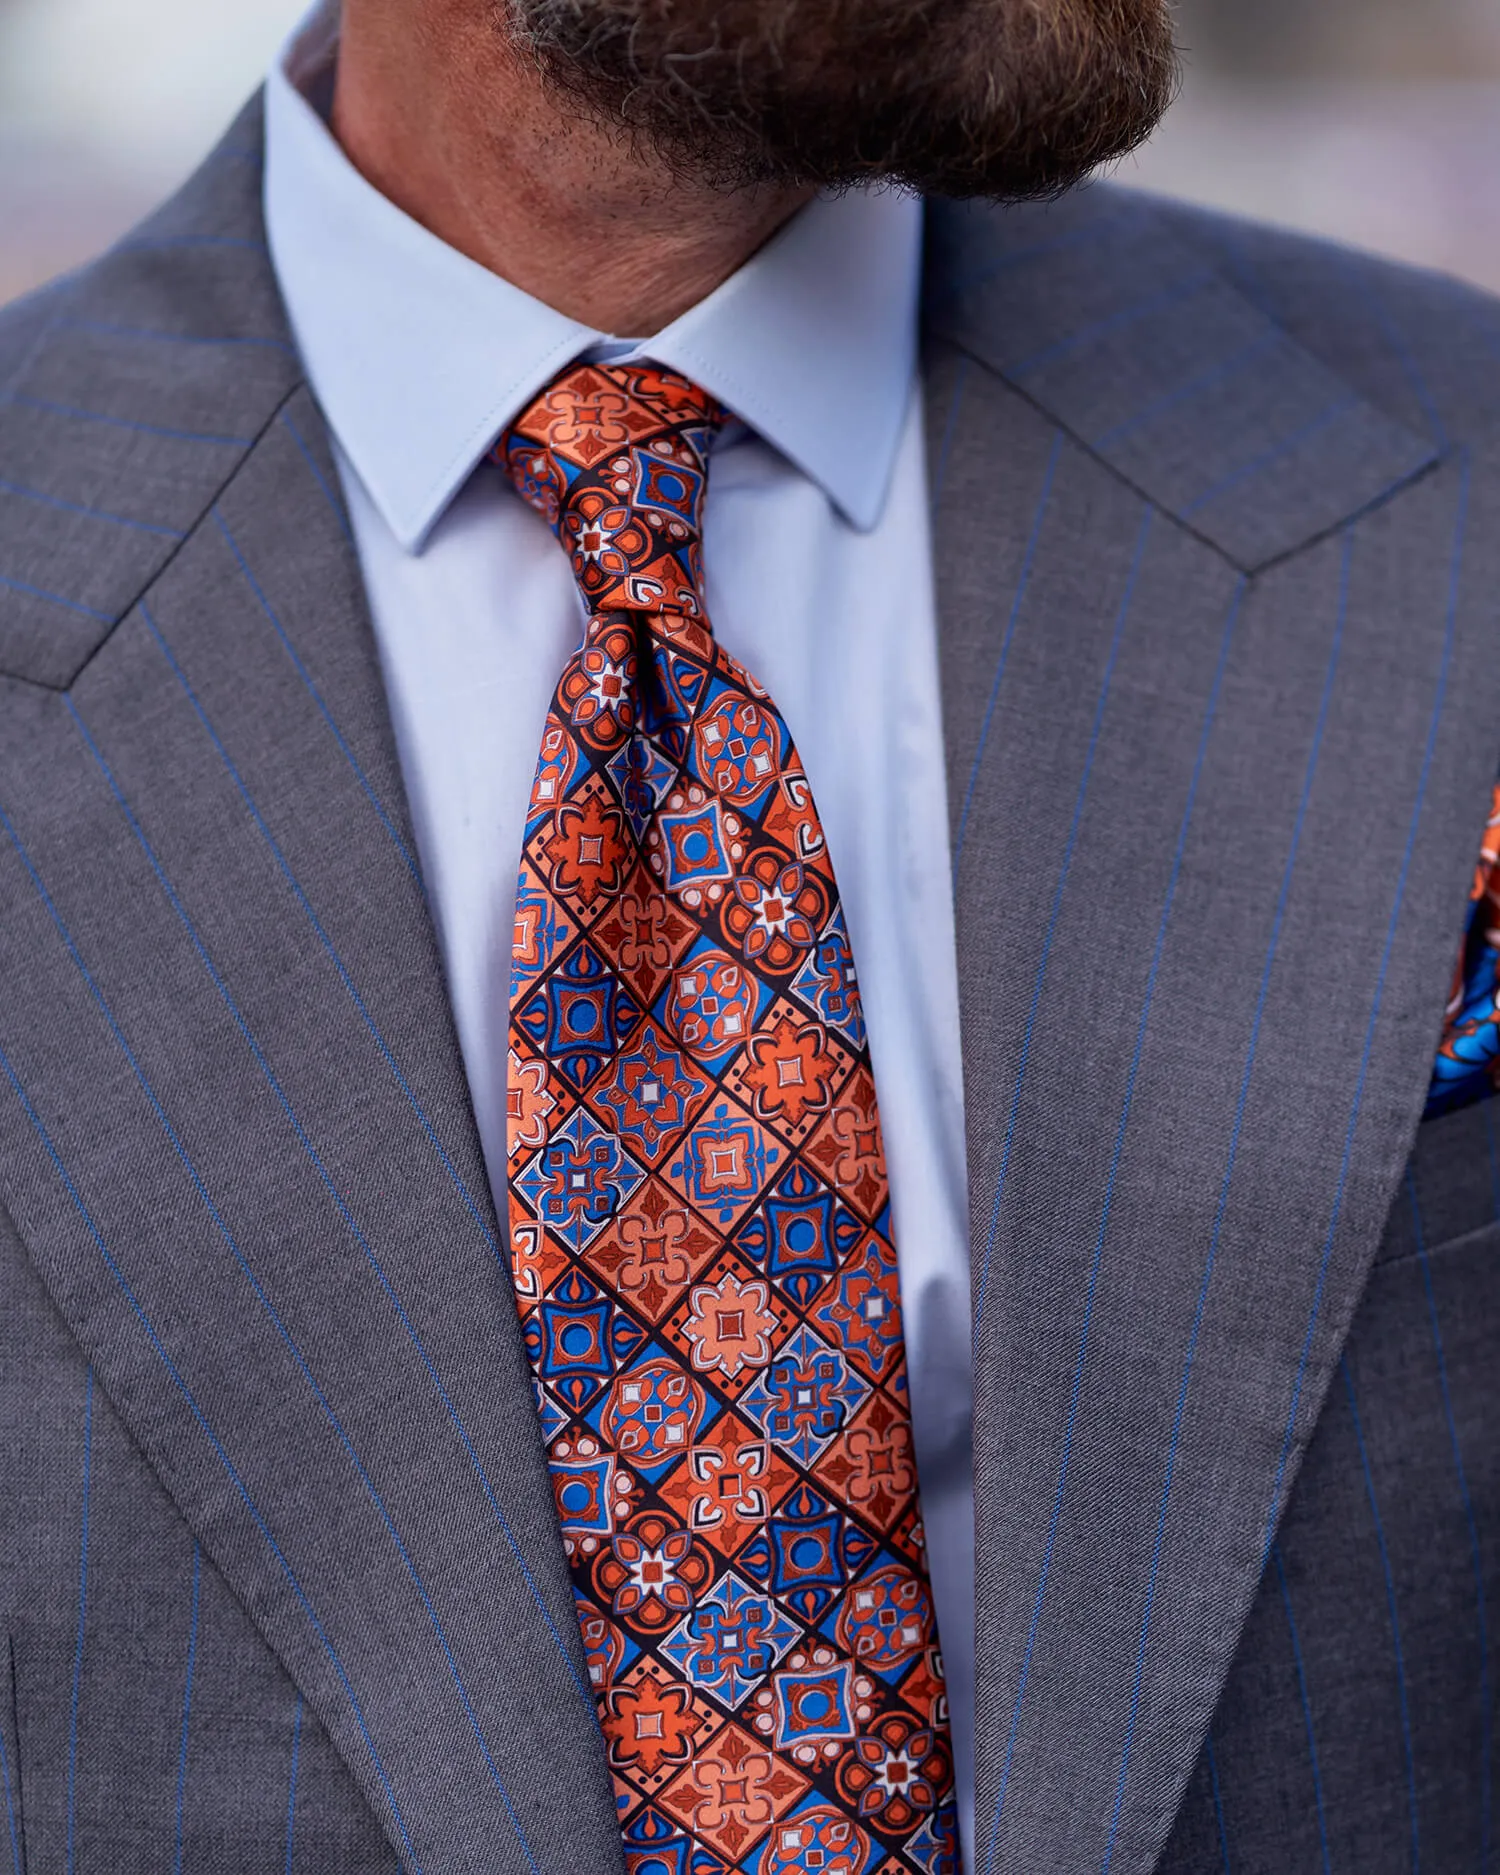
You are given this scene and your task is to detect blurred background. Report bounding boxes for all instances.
[1,0,1498,306]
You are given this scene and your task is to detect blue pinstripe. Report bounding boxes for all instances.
[0,1674,18,1875]
[1182,398,1359,521]
[1206,1738,1232,1875]
[281,411,353,545]
[211,511,425,895]
[1406,1172,1493,1868]
[1008,273,1217,381]
[173,1545,201,1875]
[0,474,183,540]
[0,570,111,624]
[3,394,253,449]
[0,1044,422,1872]
[1109,530,1351,1850]
[1097,576,1247,1873]
[66,1366,92,1875]
[1262,452,1470,1570]
[0,782,492,1610]
[1340,257,1448,452]
[979,506,1153,1871]
[1091,333,1282,450]
[974,504,1151,1335]
[1274,1543,1332,1875]
[61,696,590,1708]
[140,601,499,1259]
[0,783,551,1777]
[986,564,1239,1869]
[952,429,1063,874]
[1341,1355,1421,1869]
[0,806,544,1861]
[284,1695,303,1875]
[0,793,549,1864]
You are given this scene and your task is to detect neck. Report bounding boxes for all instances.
[332,1,812,335]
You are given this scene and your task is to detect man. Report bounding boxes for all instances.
[0,0,1495,1868]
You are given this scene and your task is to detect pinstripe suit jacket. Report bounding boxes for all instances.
[0,97,1497,1875]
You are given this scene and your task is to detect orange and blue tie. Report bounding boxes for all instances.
[1428,783,1500,1116]
[497,361,958,1874]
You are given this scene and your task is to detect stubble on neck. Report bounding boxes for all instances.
[333,0,813,335]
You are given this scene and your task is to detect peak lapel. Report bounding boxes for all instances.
[0,104,621,1875]
[926,187,1438,572]
[923,194,1500,1874]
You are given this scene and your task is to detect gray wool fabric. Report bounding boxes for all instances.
[0,96,1497,1875]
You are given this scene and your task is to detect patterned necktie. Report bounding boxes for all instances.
[497,361,958,1875]
[1429,779,1500,1116]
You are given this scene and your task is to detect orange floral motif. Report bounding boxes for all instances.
[723,854,828,974]
[657,1411,797,1555]
[658,1723,808,1862]
[815,1393,917,1533]
[588,1179,719,1322]
[558,617,638,748]
[593,1512,714,1633]
[806,1068,888,1221]
[835,1715,949,1834]
[594,867,695,1000]
[536,367,657,467]
[733,1008,847,1133]
[506,1049,557,1158]
[606,1658,713,1784]
[564,488,656,583]
[679,1266,781,1380]
[541,791,631,908]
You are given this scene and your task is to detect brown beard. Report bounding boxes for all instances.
[499,0,1179,199]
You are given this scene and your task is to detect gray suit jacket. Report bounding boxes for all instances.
[0,97,1496,1875]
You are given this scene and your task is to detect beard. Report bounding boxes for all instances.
[500,0,1178,199]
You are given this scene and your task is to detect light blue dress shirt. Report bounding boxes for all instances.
[265,8,975,1859]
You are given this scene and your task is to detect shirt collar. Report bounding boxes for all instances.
[263,4,921,551]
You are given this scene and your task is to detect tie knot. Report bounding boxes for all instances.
[496,361,725,617]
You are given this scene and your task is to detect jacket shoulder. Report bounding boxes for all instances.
[0,95,299,690]
[0,274,76,399]
[925,180,1500,455]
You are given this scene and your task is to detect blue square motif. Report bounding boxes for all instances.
[660,1572,799,1710]
[738,1325,868,1467]
[515,1106,645,1252]
[771,1662,855,1749]
[657,799,733,895]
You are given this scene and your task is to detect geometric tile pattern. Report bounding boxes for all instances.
[1429,779,1500,1115]
[498,362,956,1871]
